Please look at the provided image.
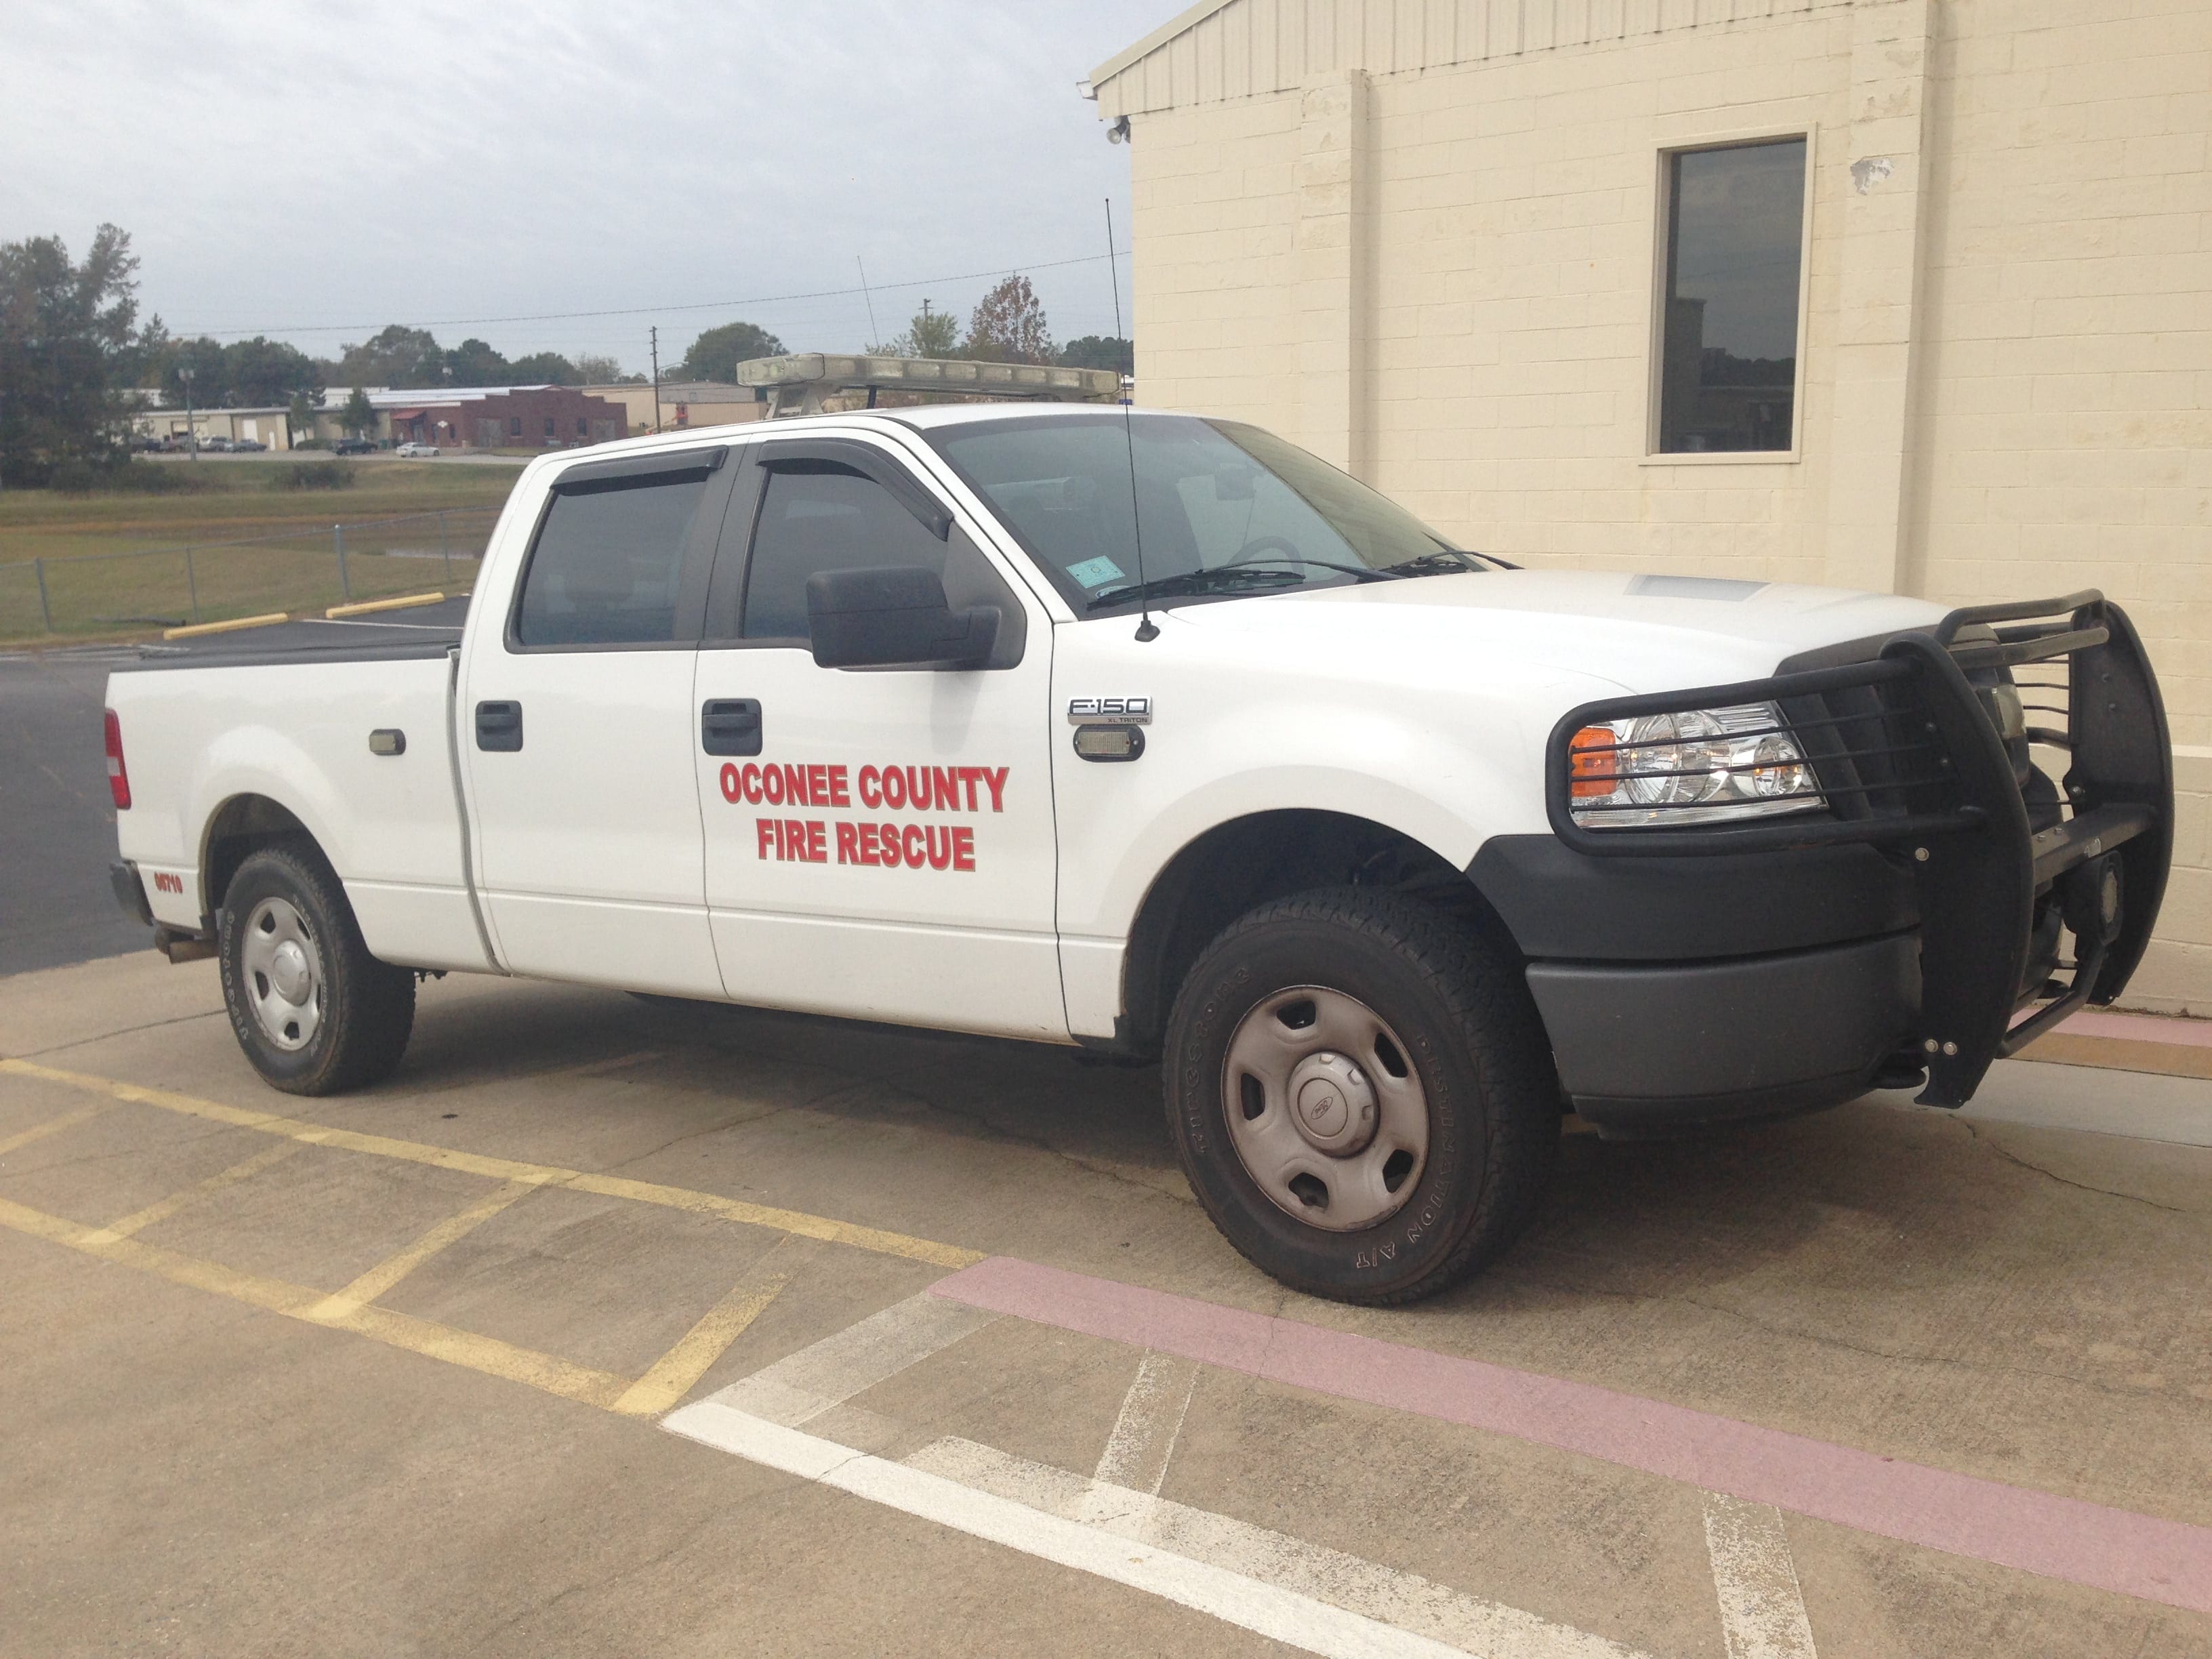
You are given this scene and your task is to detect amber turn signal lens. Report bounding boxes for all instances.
[1568,725,1616,798]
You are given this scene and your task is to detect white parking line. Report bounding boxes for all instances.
[695,1290,998,1427]
[1704,1496,1818,1659]
[1077,1351,1199,1528]
[905,1435,1652,1658]
[669,1401,1561,1659]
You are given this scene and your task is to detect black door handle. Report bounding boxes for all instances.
[475,699,523,752]
[701,698,762,757]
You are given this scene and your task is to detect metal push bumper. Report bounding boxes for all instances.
[1509,592,2171,1128]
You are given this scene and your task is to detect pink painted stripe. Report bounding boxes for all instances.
[2058,1008,2212,1049]
[932,1256,2212,1616]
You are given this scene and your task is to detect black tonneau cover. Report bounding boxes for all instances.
[107,596,470,673]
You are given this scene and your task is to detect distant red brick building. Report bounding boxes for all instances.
[384,386,627,451]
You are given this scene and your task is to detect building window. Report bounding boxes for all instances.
[577,417,589,436]
[1655,137,1807,454]
[510,416,523,438]
[544,416,556,438]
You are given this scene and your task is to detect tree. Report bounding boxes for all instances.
[155,334,230,408]
[286,388,321,445]
[963,275,1054,365]
[0,222,146,485]
[870,299,960,359]
[222,336,323,407]
[676,320,785,382]
[508,350,579,386]
[444,336,511,385]
[573,352,626,384]
[342,385,375,437]
[335,325,445,389]
[1059,335,1133,375]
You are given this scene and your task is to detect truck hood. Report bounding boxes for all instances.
[1170,569,1948,694]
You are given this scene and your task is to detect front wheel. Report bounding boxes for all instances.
[218,844,415,1095]
[1164,888,1557,1305]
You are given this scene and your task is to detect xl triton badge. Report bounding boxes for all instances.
[1067,696,1151,726]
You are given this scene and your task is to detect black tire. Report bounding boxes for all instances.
[1164,887,1557,1305]
[218,843,415,1095]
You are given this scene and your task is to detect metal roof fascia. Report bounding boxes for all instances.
[1088,0,1237,96]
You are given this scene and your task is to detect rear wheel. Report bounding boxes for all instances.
[1164,888,1557,1305]
[218,845,415,1095]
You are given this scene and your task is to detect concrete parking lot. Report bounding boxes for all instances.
[4,939,2210,1656]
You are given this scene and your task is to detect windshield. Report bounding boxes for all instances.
[926,413,1487,615]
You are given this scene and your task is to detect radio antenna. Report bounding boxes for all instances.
[1106,197,1156,642]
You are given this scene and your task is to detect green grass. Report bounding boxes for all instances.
[0,459,523,640]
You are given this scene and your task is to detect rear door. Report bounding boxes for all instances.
[689,434,1065,1038]
[458,445,736,994]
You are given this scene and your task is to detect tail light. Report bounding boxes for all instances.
[104,710,131,810]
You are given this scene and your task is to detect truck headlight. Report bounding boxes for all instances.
[1567,701,1825,828]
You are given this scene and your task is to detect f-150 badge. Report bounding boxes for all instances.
[1067,696,1151,725]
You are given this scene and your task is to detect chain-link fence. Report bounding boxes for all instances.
[0,508,504,640]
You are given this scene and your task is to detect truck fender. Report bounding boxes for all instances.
[188,728,355,919]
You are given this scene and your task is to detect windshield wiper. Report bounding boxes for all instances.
[1085,559,1408,611]
[1086,567,1305,611]
[1381,550,1488,577]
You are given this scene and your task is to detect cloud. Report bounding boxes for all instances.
[2,0,1173,370]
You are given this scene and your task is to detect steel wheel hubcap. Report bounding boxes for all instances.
[1221,985,1429,1232]
[240,897,323,1051]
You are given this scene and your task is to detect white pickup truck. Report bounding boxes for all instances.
[104,406,2173,1304]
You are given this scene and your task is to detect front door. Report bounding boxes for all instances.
[691,436,1065,1038]
[459,444,734,994]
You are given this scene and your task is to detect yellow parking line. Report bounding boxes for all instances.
[311,1178,539,1321]
[0,1058,981,1269]
[0,1100,109,1158]
[81,1140,306,1246]
[614,1242,796,1418]
[0,1192,630,1410]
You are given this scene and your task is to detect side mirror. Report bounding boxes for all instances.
[805,565,1000,670]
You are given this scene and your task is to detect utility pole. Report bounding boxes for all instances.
[181,366,197,459]
[649,327,662,434]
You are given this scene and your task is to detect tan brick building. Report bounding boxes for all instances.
[1092,0,2212,1008]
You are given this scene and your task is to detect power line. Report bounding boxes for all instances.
[174,246,1132,340]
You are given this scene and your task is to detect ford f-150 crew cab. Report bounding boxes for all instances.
[103,406,2173,1304]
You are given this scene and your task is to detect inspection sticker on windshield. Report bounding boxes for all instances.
[1066,556,1125,589]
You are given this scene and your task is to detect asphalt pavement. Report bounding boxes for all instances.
[0,646,152,975]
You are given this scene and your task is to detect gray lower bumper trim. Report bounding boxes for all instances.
[1526,933,1920,1107]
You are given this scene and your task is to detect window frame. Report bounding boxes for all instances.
[500,444,736,656]
[1643,125,1817,467]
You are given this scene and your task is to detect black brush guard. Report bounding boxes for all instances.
[1544,592,2172,1107]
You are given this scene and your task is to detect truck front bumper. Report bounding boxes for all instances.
[1525,935,1919,1134]
[1478,591,2172,1136]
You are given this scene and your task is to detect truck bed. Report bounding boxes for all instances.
[105,598,489,975]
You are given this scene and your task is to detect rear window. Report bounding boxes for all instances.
[514,473,710,647]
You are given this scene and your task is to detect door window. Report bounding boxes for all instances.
[513,472,712,647]
[739,462,1021,663]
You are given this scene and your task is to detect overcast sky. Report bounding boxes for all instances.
[1,1,1179,374]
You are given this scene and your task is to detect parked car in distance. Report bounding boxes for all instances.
[199,436,234,453]
[394,441,439,457]
[333,437,377,455]
[232,438,268,452]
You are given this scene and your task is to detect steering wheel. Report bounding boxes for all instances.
[1225,535,1303,568]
